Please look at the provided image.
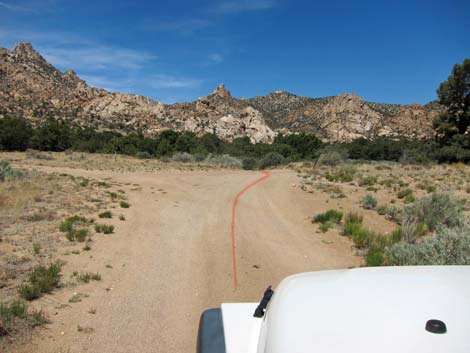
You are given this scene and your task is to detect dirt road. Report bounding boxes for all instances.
[14,167,360,353]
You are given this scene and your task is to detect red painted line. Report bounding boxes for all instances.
[231,170,270,289]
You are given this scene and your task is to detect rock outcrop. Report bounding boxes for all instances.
[0,42,442,143]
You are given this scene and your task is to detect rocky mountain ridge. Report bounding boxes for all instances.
[0,43,442,143]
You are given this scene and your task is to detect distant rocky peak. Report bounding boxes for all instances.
[210,83,231,98]
[13,42,43,60]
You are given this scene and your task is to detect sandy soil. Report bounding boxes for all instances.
[10,166,360,353]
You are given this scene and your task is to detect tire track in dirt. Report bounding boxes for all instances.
[231,170,270,289]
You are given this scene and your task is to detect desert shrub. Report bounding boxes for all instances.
[32,119,72,152]
[313,210,343,233]
[170,152,195,163]
[136,151,152,159]
[313,210,343,224]
[317,151,344,166]
[343,220,362,237]
[397,188,413,199]
[59,215,90,241]
[59,215,88,233]
[404,193,416,204]
[77,272,102,283]
[0,299,48,334]
[25,149,54,160]
[376,204,388,215]
[32,243,41,255]
[120,201,130,208]
[70,228,89,242]
[325,165,357,183]
[259,152,285,169]
[204,154,243,168]
[386,206,403,224]
[359,175,377,186]
[98,211,112,219]
[365,247,385,266]
[18,263,61,300]
[0,117,33,151]
[386,222,470,265]
[94,223,114,234]
[241,157,258,170]
[402,192,464,232]
[0,160,25,182]
[361,194,377,210]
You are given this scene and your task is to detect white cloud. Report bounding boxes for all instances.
[0,1,35,12]
[150,75,202,89]
[209,53,223,64]
[212,0,275,14]
[40,45,156,71]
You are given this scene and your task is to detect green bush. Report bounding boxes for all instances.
[120,201,130,208]
[259,152,285,169]
[98,211,112,219]
[313,210,343,224]
[204,154,243,168]
[386,206,403,224]
[325,166,357,183]
[0,117,32,151]
[386,222,470,265]
[397,188,413,199]
[136,151,152,159]
[343,219,362,237]
[0,160,24,182]
[241,157,258,170]
[402,192,464,232]
[170,152,195,163]
[0,299,48,334]
[359,175,377,186]
[94,223,114,234]
[77,272,102,283]
[18,263,61,300]
[376,204,388,215]
[404,193,416,204]
[317,151,344,166]
[365,247,385,266]
[361,194,377,210]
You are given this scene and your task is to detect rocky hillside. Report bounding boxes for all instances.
[0,43,442,143]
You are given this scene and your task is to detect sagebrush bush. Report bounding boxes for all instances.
[361,194,377,210]
[259,152,285,169]
[386,222,470,265]
[0,160,24,182]
[325,165,357,183]
[386,206,403,224]
[204,154,243,168]
[397,188,413,199]
[376,204,388,215]
[402,192,464,232]
[136,151,152,159]
[317,151,344,166]
[241,157,258,170]
[359,175,377,186]
[404,193,416,204]
[170,152,195,163]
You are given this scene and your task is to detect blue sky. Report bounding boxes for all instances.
[0,0,469,104]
